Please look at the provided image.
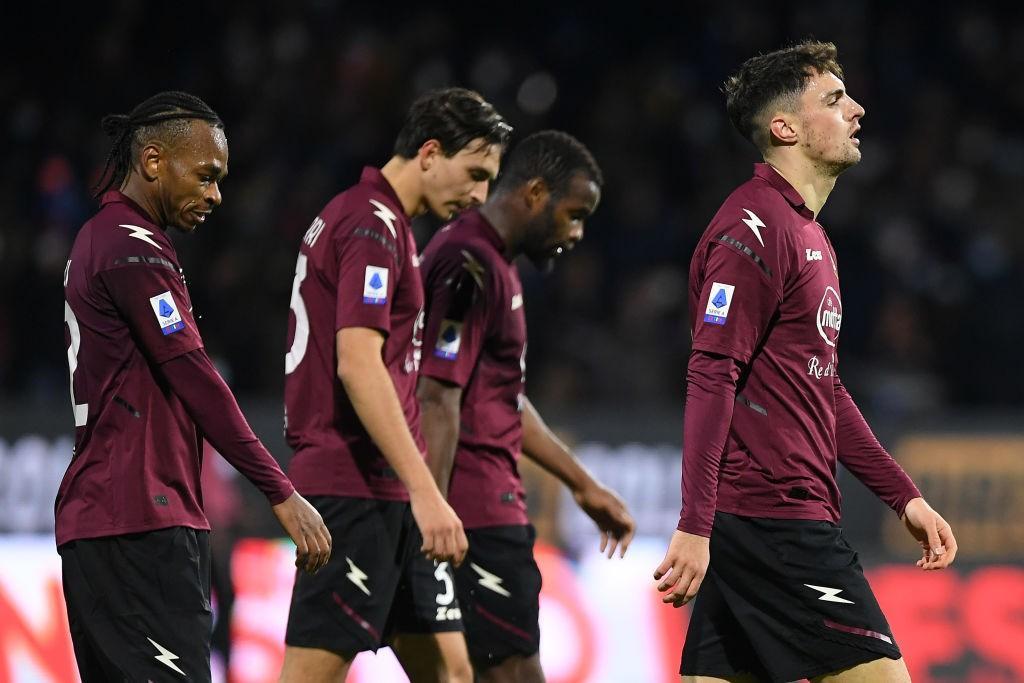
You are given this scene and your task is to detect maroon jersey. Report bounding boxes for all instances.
[687,163,850,522]
[419,209,529,528]
[57,192,209,546]
[285,167,425,500]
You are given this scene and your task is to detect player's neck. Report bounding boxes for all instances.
[119,178,165,228]
[763,157,836,217]
[380,156,425,217]
[479,201,520,258]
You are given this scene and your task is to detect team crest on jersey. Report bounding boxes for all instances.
[149,291,184,335]
[434,320,462,360]
[703,282,735,325]
[363,266,389,304]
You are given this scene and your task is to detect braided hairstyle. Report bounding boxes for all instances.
[93,91,223,197]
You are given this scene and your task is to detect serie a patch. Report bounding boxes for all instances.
[149,291,184,335]
[434,320,462,359]
[363,265,389,304]
[703,282,735,325]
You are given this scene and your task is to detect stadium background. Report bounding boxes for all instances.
[1,2,1021,681]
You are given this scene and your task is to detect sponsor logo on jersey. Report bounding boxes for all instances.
[806,248,823,261]
[807,353,838,380]
[149,291,185,335]
[816,286,842,346]
[703,282,735,325]
[434,320,462,359]
[363,265,389,304]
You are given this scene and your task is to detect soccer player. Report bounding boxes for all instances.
[654,41,959,682]
[417,131,636,683]
[58,91,331,683]
[280,87,511,683]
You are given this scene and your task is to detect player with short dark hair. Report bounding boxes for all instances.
[59,91,331,683]
[417,130,635,683]
[654,41,958,682]
[280,87,511,682]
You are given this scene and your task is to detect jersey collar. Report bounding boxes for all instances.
[360,167,407,219]
[753,163,815,220]
[100,191,159,226]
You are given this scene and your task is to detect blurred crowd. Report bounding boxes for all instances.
[4,1,1022,418]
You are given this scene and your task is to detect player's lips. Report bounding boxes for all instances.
[191,210,211,223]
[850,125,861,144]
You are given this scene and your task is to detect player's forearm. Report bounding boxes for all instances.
[338,353,437,495]
[678,351,741,537]
[834,378,921,516]
[416,377,462,497]
[160,350,294,504]
[521,396,594,493]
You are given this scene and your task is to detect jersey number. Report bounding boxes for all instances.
[64,301,88,427]
[285,253,309,374]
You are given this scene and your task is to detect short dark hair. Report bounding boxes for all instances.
[494,130,603,198]
[724,40,845,150]
[392,87,511,158]
[93,91,223,197]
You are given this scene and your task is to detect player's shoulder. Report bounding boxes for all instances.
[83,198,176,268]
[324,180,405,235]
[702,175,802,273]
[424,218,503,281]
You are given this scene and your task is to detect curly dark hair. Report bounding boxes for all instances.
[494,130,603,198]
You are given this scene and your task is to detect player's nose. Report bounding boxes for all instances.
[468,180,489,207]
[206,182,223,208]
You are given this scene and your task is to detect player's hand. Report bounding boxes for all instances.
[411,489,469,566]
[573,482,636,558]
[653,530,710,607]
[901,497,957,570]
[272,492,332,575]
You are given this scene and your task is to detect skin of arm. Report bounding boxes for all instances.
[336,326,467,564]
[521,395,635,557]
[416,375,463,498]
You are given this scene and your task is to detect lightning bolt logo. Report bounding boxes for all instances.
[147,637,186,676]
[804,584,855,604]
[345,557,371,596]
[369,199,398,239]
[471,562,511,597]
[119,224,163,250]
[740,209,766,247]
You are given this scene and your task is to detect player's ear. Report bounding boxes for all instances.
[768,113,798,146]
[418,139,443,171]
[139,142,162,182]
[524,177,550,211]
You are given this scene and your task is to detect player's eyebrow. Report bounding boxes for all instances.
[198,161,228,179]
[823,88,845,103]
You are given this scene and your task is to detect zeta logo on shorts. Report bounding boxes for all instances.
[363,265,389,304]
[434,320,462,360]
[149,291,184,335]
[703,282,735,325]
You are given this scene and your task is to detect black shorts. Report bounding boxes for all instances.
[59,526,212,683]
[453,524,542,668]
[284,496,462,658]
[681,512,902,682]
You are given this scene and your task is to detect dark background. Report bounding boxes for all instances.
[3,1,1022,417]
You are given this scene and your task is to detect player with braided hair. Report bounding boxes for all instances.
[59,91,331,682]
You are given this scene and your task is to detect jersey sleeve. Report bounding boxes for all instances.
[333,212,403,335]
[690,210,791,364]
[419,245,494,387]
[100,257,203,364]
